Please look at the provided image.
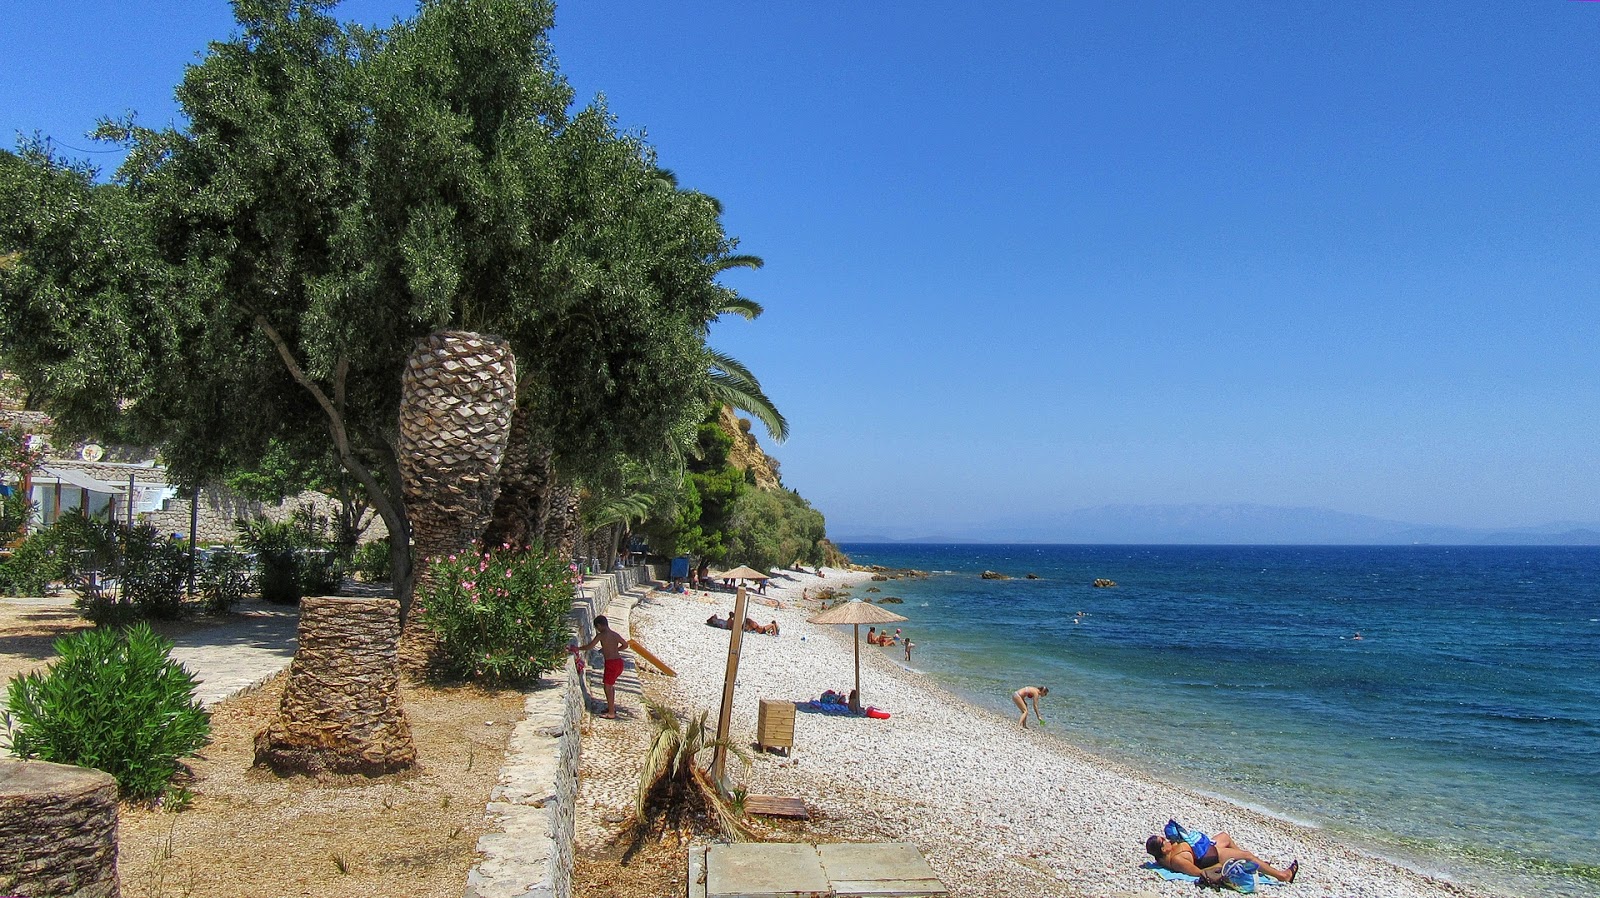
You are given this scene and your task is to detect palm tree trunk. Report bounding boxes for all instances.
[254,596,416,774]
[482,401,549,551]
[397,330,518,587]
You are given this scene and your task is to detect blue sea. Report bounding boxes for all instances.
[838,544,1600,898]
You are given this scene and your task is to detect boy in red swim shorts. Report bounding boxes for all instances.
[570,615,631,719]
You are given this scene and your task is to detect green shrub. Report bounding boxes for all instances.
[0,490,33,544]
[4,623,211,799]
[351,538,392,582]
[415,545,576,685]
[236,518,310,604]
[199,549,255,613]
[299,548,342,595]
[0,526,66,596]
[118,525,189,619]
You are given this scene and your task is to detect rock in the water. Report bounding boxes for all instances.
[980,571,1011,580]
[879,596,904,604]
[1092,578,1117,588]
[1025,573,1040,580]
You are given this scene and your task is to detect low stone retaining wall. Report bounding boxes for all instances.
[464,563,660,898]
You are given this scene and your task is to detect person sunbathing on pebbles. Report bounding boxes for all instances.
[1146,831,1299,884]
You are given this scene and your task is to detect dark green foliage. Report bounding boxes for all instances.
[725,488,829,572]
[351,537,392,583]
[0,526,66,596]
[236,508,335,604]
[198,550,254,613]
[651,419,746,563]
[115,525,189,619]
[0,490,32,544]
[237,519,307,605]
[48,515,190,623]
[414,545,576,685]
[5,623,211,799]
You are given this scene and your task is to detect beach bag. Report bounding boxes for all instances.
[1198,859,1259,894]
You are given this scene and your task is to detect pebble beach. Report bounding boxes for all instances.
[630,566,1493,898]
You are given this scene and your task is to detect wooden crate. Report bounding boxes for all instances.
[756,698,795,755]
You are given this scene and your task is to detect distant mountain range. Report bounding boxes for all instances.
[834,503,1600,546]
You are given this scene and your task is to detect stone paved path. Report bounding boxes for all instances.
[0,596,299,707]
[164,606,300,707]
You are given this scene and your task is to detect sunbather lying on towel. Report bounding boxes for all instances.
[1146,831,1298,884]
[741,617,779,636]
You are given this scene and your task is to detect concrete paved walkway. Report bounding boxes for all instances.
[164,606,300,707]
[0,596,299,708]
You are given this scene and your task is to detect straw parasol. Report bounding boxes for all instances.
[807,600,907,713]
[715,564,771,581]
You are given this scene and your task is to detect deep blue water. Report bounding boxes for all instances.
[839,544,1600,898]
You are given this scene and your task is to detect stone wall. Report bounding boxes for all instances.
[139,486,390,545]
[464,563,659,898]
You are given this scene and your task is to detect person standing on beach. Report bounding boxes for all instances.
[570,615,630,719]
[904,637,915,662]
[1013,685,1049,728]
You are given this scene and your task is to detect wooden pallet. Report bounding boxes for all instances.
[743,794,809,819]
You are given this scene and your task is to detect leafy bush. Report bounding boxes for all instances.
[118,525,189,619]
[351,538,392,582]
[52,516,192,624]
[0,525,66,596]
[0,490,33,544]
[4,623,211,799]
[236,515,322,604]
[199,549,255,613]
[299,548,342,595]
[415,544,576,685]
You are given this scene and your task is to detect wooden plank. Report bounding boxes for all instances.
[744,794,810,819]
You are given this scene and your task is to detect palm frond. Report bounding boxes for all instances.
[706,348,789,442]
[715,254,765,273]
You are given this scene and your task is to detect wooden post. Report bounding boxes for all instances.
[852,623,862,712]
[710,584,749,786]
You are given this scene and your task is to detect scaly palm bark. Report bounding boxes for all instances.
[397,330,517,585]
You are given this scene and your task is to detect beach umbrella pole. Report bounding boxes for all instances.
[711,585,749,786]
[852,624,862,712]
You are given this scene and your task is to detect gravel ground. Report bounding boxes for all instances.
[631,567,1492,898]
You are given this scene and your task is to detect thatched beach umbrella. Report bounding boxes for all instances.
[715,564,771,582]
[808,600,907,713]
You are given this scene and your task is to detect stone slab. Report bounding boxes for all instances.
[705,843,832,898]
[816,843,944,894]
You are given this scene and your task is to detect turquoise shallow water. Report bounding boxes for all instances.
[840,544,1600,898]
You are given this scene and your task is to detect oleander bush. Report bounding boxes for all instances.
[351,537,392,582]
[236,516,317,604]
[117,525,189,619]
[0,525,66,597]
[414,544,576,685]
[4,623,211,799]
[199,549,255,613]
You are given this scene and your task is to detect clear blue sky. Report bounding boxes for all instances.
[5,2,1599,538]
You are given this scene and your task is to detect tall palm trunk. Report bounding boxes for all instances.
[482,401,549,551]
[397,330,518,585]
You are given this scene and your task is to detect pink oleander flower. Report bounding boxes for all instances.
[505,570,513,578]
[448,554,457,562]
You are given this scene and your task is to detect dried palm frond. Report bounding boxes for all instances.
[634,698,753,841]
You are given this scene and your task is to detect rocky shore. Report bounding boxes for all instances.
[632,566,1490,898]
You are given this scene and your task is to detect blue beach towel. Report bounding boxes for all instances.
[1141,861,1281,891]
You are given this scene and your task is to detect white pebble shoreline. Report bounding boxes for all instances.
[632,567,1493,898]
